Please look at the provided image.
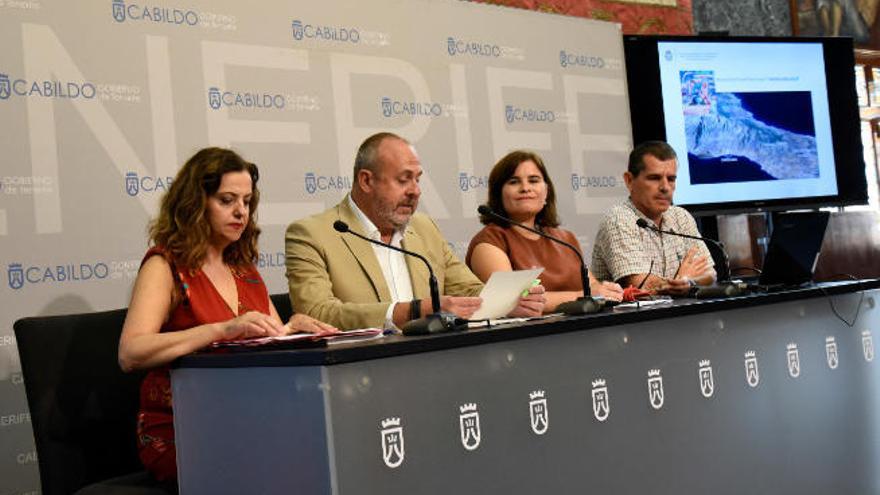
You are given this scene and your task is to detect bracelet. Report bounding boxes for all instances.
[410,299,421,321]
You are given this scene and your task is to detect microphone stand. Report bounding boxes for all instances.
[477,206,605,315]
[333,220,464,335]
[635,218,743,298]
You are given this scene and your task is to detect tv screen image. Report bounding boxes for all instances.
[686,89,818,184]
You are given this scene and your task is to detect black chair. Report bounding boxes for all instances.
[14,308,169,495]
[15,294,291,494]
[271,293,293,322]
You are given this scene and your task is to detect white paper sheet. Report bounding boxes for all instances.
[466,313,563,329]
[471,268,544,320]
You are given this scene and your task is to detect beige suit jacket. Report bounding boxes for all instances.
[285,197,483,330]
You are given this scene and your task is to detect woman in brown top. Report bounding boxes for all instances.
[466,150,623,312]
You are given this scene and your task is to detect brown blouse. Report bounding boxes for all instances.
[466,224,584,292]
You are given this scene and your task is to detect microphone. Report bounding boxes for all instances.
[332,220,463,335]
[477,205,604,315]
[634,218,741,297]
[694,282,747,299]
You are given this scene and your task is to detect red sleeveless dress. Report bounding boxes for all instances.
[136,246,270,482]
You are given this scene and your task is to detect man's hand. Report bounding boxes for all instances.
[656,245,714,296]
[676,245,711,280]
[439,296,483,320]
[508,284,546,317]
[656,278,692,296]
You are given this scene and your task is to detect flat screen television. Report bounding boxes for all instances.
[624,35,868,215]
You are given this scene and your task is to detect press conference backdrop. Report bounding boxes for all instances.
[0,0,630,491]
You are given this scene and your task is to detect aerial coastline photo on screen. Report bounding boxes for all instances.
[680,70,819,185]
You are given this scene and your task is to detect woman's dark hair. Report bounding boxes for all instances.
[149,147,260,269]
[480,150,559,229]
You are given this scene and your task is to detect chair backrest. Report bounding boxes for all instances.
[271,293,293,322]
[14,308,146,495]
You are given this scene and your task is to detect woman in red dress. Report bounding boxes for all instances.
[118,147,336,487]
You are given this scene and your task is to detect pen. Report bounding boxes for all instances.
[672,254,683,280]
[637,259,655,289]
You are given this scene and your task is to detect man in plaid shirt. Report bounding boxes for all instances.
[591,141,716,296]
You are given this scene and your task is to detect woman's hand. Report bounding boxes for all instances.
[285,313,340,334]
[508,284,546,317]
[221,311,286,341]
[591,280,624,302]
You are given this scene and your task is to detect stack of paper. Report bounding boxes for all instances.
[210,328,383,349]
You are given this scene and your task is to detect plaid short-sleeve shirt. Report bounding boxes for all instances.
[590,199,714,283]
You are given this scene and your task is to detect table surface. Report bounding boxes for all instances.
[176,279,880,368]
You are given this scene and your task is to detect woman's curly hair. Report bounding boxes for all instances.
[149,147,261,269]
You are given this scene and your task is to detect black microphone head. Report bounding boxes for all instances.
[636,218,648,229]
[477,204,492,216]
[333,220,350,233]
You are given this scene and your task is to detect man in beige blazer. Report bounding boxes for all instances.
[285,132,545,330]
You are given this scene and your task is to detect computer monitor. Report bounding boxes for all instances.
[758,211,830,288]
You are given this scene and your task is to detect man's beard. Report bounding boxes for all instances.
[375,197,416,231]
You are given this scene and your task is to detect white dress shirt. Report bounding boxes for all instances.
[348,196,413,328]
